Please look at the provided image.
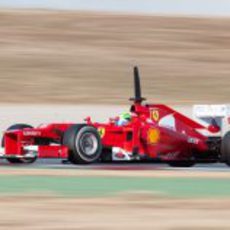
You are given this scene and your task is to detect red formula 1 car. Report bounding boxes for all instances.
[2,67,230,166]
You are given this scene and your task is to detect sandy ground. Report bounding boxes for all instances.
[0,10,230,104]
[0,195,229,230]
[1,167,230,179]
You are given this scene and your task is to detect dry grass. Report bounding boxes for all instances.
[0,10,230,104]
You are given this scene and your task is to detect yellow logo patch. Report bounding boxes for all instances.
[98,127,106,138]
[147,128,160,144]
[151,110,160,122]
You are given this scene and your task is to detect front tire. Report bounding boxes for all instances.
[63,125,102,164]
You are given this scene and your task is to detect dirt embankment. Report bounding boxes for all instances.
[0,10,230,104]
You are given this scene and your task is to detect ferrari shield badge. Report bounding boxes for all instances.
[98,127,106,138]
[147,128,160,144]
[151,109,160,122]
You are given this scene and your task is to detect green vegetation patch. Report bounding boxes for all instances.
[0,175,229,198]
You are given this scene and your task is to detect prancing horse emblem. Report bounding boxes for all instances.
[151,110,160,122]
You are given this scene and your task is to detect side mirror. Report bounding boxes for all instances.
[208,125,220,133]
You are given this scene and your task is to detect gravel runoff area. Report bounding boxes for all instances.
[0,196,230,230]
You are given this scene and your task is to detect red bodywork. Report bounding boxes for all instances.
[3,103,220,163]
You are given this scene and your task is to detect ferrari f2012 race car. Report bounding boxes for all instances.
[1,67,230,167]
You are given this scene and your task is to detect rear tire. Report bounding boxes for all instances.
[168,161,195,167]
[3,124,37,164]
[63,125,102,164]
[221,131,230,166]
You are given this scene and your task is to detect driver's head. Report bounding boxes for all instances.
[120,112,131,121]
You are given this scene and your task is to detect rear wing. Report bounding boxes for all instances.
[150,104,206,130]
[193,104,230,136]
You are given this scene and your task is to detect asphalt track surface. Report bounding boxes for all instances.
[0,159,229,172]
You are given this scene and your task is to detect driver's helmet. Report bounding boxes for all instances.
[117,112,131,126]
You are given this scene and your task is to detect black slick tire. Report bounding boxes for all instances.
[63,125,102,164]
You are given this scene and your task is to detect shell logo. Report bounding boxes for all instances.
[98,127,106,138]
[147,128,160,144]
[151,110,160,122]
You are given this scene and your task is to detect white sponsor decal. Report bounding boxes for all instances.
[23,131,41,136]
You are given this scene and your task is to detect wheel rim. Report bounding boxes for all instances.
[78,133,98,156]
